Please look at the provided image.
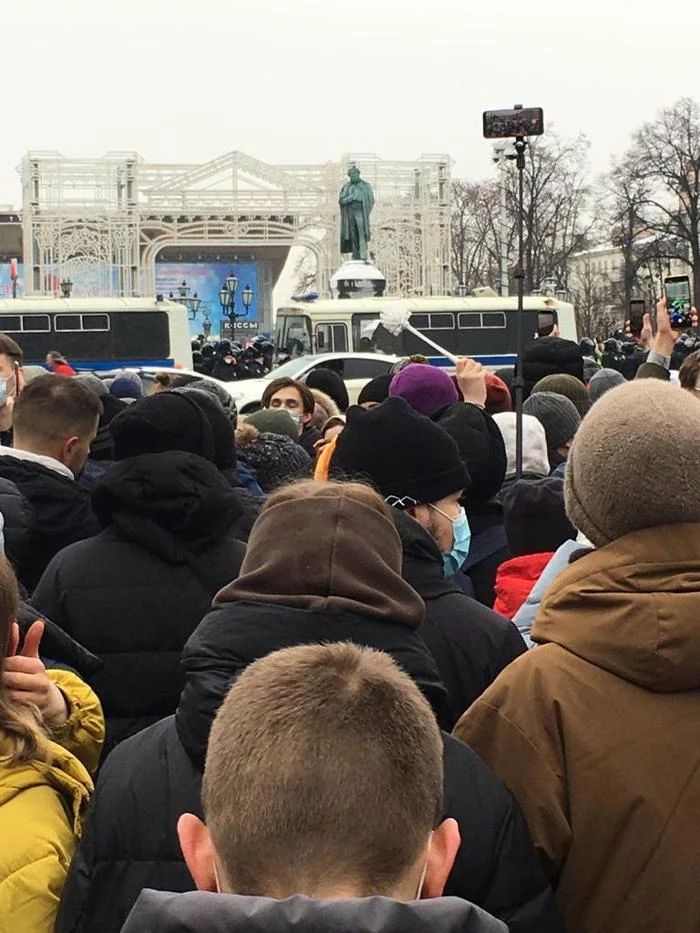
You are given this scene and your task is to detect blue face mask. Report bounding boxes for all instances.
[430,504,472,577]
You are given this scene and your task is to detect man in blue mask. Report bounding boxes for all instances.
[330,397,527,732]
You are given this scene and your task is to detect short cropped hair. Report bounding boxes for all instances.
[679,350,700,391]
[0,334,23,365]
[261,377,315,415]
[203,642,443,897]
[13,374,103,442]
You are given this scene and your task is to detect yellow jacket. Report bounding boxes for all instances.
[0,669,104,933]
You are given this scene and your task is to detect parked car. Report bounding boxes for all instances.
[227,353,398,414]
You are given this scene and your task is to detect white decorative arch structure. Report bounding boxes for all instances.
[21,150,451,320]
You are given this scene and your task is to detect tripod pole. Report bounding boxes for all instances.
[512,136,527,480]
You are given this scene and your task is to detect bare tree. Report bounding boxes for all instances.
[568,257,617,338]
[450,180,502,291]
[628,97,700,298]
[503,133,596,293]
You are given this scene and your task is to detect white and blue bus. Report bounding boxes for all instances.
[276,295,578,368]
[0,296,192,370]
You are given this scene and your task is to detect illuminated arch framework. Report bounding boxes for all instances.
[21,150,452,326]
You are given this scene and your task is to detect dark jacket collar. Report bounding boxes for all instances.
[121,891,506,933]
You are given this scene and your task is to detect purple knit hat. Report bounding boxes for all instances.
[389,363,458,417]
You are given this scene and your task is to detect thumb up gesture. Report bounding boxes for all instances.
[3,620,69,729]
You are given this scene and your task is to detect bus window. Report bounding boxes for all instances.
[429,313,454,329]
[55,314,82,332]
[411,314,429,329]
[458,313,480,329]
[482,312,506,328]
[21,315,50,333]
[351,313,400,354]
[277,314,311,357]
[314,323,348,353]
[82,314,110,331]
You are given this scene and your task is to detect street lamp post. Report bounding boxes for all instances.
[170,279,202,321]
[60,278,73,298]
[218,273,255,340]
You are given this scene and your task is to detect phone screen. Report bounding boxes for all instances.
[665,277,692,330]
[629,301,645,335]
[537,311,556,338]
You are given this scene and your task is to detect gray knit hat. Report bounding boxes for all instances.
[566,380,700,547]
[245,408,299,441]
[588,368,625,403]
[532,373,591,418]
[523,392,581,453]
[74,373,108,398]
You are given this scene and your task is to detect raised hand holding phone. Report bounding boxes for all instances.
[2,620,69,728]
[654,297,699,358]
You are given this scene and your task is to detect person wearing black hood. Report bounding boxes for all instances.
[329,397,526,730]
[32,391,247,756]
[56,481,562,933]
[121,641,504,933]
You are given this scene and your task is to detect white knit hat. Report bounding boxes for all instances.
[493,412,550,479]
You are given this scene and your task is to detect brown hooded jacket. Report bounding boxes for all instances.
[217,489,425,627]
[454,523,700,933]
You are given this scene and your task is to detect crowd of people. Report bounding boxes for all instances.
[0,297,698,933]
[191,335,275,382]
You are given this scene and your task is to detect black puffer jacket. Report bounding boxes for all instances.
[0,454,99,593]
[32,451,246,755]
[56,602,562,933]
[396,512,526,730]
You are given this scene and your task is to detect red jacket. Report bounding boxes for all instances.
[493,552,553,620]
[51,361,77,377]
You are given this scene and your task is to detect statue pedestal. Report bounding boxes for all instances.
[330,259,386,299]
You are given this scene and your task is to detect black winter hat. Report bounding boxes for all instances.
[303,368,350,412]
[330,396,469,508]
[357,373,393,406]
[503,477,576,556]
[521,337,585,399]
[111,392,216,463]
[437,404,507,506]
[174,388,237,470]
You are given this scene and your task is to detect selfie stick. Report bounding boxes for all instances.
[512,134,527,480]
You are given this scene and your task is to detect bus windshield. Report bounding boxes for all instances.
[276,313,311,357]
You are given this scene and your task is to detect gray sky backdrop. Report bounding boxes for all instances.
[3,0,699,205]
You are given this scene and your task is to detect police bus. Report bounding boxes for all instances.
[0,296,192,370]
[276,295,578,368]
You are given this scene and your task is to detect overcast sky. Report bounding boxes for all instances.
[3,0,699,206]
